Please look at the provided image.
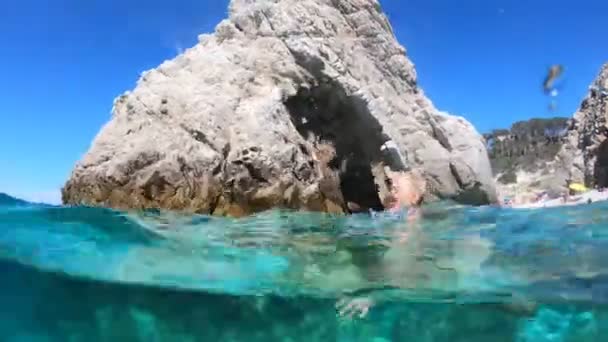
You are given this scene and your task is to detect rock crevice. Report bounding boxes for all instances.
[285,78,387,211]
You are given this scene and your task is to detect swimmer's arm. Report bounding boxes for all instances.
[337,285,448,318]
[339,285,467,309]
[336,286,401,318]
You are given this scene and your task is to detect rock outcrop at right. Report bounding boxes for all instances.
[556,63,608,189]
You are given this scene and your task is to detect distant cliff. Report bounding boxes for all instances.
[487,63,608,203]
[0,193,29,206]
[484,117,569,184]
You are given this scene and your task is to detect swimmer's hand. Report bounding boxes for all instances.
[336,297,374,319]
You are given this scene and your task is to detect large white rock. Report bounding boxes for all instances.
[62,0,497,215]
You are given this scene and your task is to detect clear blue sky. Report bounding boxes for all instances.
[2,0,607,204]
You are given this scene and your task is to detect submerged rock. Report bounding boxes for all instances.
[62,0,497,216]
[556,63,608,190]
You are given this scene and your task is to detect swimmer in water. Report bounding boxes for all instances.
[379,137,426,221]
[336,138,431,318]
[337,139,535,319]
[386,170,426,225]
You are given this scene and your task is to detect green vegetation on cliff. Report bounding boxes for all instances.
[484,117,569,184]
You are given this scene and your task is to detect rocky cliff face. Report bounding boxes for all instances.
[62,0,497,216]
[484,118,569,202]
[557,63,608,189]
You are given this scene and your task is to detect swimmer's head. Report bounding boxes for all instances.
[387,170,426,207]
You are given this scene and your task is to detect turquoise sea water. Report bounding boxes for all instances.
[1,193,607,341]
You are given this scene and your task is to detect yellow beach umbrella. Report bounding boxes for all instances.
[569,183,588,192]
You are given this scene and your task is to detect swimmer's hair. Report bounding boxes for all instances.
[380,139,410,172]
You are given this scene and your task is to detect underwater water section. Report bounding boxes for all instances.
[1,193,607,341]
